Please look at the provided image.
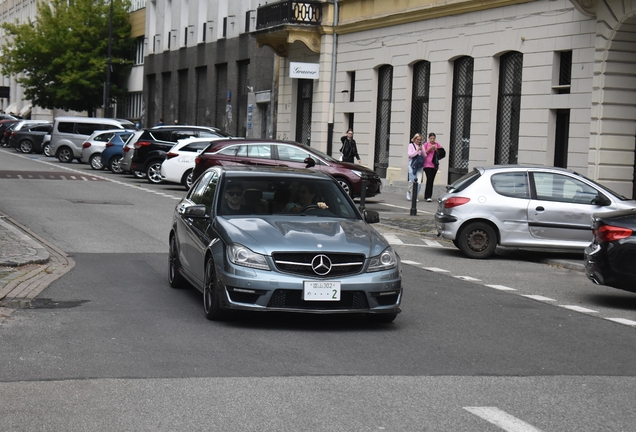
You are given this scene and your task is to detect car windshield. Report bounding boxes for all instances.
[217,177,359,218]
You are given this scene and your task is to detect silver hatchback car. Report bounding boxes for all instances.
[169,166,402,322]
[435,165,636,259]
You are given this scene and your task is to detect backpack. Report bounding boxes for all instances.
[409,142,424,171]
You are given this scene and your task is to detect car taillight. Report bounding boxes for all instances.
[105,142,114,148]
[11,132,17,137]
[444,197,471,208]
[594,225,633,242]
[134,141,151,149]
[195,156,201,164]
[123,146,131,153]
[82,142,91,148]
[166,152,178,160]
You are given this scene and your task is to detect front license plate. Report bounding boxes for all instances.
[303,281,341,301]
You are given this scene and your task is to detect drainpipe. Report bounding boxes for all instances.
[326,0,339,156]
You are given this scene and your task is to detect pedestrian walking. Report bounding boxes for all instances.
[423,132,444,202]
[339,129,360,164]
[407,133,426,201]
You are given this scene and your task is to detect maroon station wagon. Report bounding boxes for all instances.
[192,139,382,198]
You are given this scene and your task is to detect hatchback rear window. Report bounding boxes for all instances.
[448,169,481,193]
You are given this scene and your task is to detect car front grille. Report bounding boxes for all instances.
[272,252,365,277]
[267,289,369,310]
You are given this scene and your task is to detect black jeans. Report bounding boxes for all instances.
[423,167,438,199]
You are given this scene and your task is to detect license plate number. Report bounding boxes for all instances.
[303,281,341,301]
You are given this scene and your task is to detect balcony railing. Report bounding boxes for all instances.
[256,1,323,30]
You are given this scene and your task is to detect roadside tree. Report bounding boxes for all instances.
[0,0,134,116]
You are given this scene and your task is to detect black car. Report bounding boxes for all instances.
[585,208,636,293]
[130,125,231,184]
[9,123,53,154]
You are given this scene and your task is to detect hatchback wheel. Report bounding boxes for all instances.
[457,221,498,259]
[146,162,163,184]
[181,169,193,190]
[57,147,74,163]
[168,235,186,288]
[203,257,228,321]
[42,143,52,157]
[19,140,34,154]
[89,153,104,170]
[109,155,123,173]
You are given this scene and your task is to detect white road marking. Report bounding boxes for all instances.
[424,239,443,247]
[400,260,421,266]
[522,295,556,302]
[560,305,598,313]
[383,234,403,245]
[464,407,544,432]
[377,202,434,215]
[423,267,450,273]
[606,318,636,326]
[454,275,482,281]
[485,284,517,291]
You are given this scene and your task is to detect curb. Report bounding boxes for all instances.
[0,215,50,266]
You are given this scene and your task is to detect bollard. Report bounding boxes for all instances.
[358,174,367,213]
[410,178,418,216]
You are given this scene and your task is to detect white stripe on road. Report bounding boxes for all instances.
[383,234,403,245]
[377,202,434,215]
[464,407,544,432]
[400,260,421,266]
[522,295,556,302]
[606,318,636,326]
[485,284,517,291]
[560,305,598,313]
[423,267,450,273]
[424,239,443,247]
[454,275,482,281]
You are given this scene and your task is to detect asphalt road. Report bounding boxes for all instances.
[1,148,636,431]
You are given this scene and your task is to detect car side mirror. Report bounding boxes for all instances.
[183,204,208,219]
[364,210,380,224]
[592,194,611,206]
[304,157,316,168]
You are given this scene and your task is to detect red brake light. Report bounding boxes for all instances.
[11,132,17,137]
[134,141,151,149]
[595,225,633,242]
[195,156,202,165]
[166,152,178,160]
[444,197,471,208]
[82,142,91,148]
[123,146,131,153]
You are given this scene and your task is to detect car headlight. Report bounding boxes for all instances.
[227,244,270,270]
[367,247,397,272]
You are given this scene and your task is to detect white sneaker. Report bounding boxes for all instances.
[426,198,432,202]
[406,192,411,201]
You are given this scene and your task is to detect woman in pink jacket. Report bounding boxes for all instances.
[407,133,426,201]
[423,132,443,202]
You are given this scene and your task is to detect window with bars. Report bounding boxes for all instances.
[162,72,171,123]
[448,56,474,183]
[195,67,207,125]
[410,60,430,140]
[133,37,144,65]
[495,51,523,165]
[557,50,572,94]
[237,60,250,137]
[295,79,313,145]
[116,92,143,121]
[374,65,393,178]
[215,63,228,130]
[178,69,188,124]
[348,71,355,102]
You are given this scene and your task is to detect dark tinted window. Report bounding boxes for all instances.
[76,123,116,136]
[491,172,529,198]
[30,124,52,132]
[182,142,210,152]
[448,169,480,193]
[142,130,172,141]
[171,131,199,141]
[57,122,74,133]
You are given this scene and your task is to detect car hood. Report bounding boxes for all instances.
[214,216,388,257]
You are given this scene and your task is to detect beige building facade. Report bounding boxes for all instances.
[256,0,636,199]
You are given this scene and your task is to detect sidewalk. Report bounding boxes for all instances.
[0,212,75,320]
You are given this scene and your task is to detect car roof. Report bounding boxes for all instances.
[214,165,334,181]
[476,165,577,175]
[150,125,221,132]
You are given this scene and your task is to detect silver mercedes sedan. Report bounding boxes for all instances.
[169,166,402,322]
[435,165,636,259]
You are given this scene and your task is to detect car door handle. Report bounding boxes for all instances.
[535,206,544,212]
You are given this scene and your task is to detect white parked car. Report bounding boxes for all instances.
[80,129,129,170]
[160,137,223,189]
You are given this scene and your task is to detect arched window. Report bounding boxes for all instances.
[410,61,431,139]
[495,51,523,164]
[374,65,393,177]
[448,56,474,183]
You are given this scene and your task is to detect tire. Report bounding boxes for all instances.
[366,313,398,323]
[337,178,353,197]
[203,256,229,321]
[19,140,34,154]
[133,170,146,179]
[57,147,74,163]
[89,153,104,170]
[146,161,163,184]
[42,143,52,157]
[181,169,194,190]
[456,221,498,259]
[109,155,123,173]
[168,235,187,289]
